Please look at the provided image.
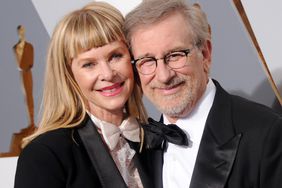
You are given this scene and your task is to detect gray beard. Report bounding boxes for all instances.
[153,77,196,118]
[154,90,194,118]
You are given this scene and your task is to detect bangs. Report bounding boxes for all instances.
[63,10,124,62]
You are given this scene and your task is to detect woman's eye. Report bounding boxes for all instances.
[109,53,123,63]
[82,62,96,68]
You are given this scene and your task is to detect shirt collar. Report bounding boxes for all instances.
[89,113,140,150]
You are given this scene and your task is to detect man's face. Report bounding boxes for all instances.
[131,12,211,122]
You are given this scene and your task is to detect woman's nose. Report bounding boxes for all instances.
[99,62,115,81]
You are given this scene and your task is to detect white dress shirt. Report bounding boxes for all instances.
[163,79,216,188]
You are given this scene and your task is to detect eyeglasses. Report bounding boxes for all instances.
[132,47,196,75]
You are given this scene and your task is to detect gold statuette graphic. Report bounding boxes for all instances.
[0,25,36,157]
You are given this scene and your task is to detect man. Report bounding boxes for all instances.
[124,0,282,187]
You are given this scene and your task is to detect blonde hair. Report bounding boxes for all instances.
[23,1,147,147]
[124,0,210,48]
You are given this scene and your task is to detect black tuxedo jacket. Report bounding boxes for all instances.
[14,115,153,188]
[149,80,282,188]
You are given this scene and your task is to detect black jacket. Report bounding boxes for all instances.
[14,116,153,188]
[149,79,282,188]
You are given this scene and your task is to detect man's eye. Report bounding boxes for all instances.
[166,52,185,62]
[139,58,155,67]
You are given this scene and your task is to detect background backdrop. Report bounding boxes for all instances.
[1,0,281,153]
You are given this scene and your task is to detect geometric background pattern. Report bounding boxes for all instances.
[237,0,282,104]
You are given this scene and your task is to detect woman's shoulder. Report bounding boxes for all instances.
[23,128,75,155]
[35,128,72,143]
[16,128,78,187]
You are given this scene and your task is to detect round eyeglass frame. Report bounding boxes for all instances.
[132,47,196,75]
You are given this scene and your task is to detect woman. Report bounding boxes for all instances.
[14,2,152,188]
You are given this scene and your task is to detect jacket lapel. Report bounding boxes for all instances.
[77,115,127,188]
[128,141,154,188]
[151,116,165,188]
[190,80,242,188]
[151,150,164,188]
[190,128,241,188]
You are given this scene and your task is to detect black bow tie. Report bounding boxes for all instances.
[142,118,189,150]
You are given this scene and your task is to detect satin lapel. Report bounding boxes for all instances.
[190,128,241,188]
[77,116,127,188]
[151,150,164,188]
[128,141,153,188]
[190,80,242,188]
[152,115,165,188]
[130,139,163,188]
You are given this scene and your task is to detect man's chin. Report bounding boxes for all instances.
[157,104,184,117]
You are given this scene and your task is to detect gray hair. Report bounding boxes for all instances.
[124,0,210,48]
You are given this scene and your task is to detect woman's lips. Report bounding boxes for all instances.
[98,82,124,97]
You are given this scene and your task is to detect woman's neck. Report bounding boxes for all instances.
[89,108,125,126]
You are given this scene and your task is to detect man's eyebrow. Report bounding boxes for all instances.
[136,46,187,59]
[135,52,155,59]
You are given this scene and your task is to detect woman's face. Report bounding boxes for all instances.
[71,41,134,117]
